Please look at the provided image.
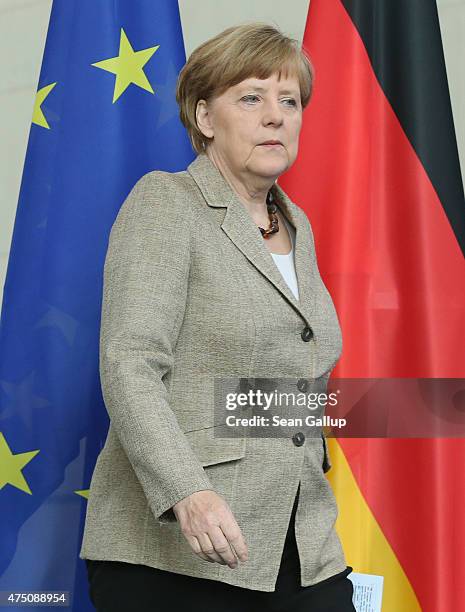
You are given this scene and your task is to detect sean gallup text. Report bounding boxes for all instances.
[225,414,347,428]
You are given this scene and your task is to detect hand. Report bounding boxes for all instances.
[173,490,248,569]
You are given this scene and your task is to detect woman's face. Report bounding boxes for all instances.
[196,71,303,181]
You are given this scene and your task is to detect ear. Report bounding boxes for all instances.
[196,99,214,140]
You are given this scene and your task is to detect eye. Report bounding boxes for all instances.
[240,95,298,107]
[241,95,260,103]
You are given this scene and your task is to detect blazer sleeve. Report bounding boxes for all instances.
[99,171,215,525]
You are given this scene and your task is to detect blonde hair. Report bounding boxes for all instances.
[176,22,315,154]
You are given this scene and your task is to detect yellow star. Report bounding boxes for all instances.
[32,82,57,129]
[91,28,159,103]
[75,489,89,499]
[0,432,40,494]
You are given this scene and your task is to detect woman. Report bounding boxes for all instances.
[80,22,355,612]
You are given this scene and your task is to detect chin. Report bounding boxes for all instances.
[252,158,289,177]
[264,162,289,177]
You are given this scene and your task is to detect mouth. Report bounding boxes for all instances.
[259,141,284,147]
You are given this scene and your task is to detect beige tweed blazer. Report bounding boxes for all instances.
[79,152,347,592]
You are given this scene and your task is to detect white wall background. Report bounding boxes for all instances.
[0,0,463,304]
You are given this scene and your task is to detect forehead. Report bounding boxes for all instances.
[233,73,300,93]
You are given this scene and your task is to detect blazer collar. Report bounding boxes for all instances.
[187,153,315,324]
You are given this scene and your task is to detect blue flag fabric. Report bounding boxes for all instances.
[0,1,194,608]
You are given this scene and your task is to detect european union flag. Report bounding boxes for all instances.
[0,1,193,608]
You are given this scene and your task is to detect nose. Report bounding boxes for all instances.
[261,98,284,126]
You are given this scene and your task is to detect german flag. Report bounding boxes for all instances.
[279,1,465,610]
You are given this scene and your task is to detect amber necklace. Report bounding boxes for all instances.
[258,190,279,238]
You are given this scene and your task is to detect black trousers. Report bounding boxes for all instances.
[85,484,356,612]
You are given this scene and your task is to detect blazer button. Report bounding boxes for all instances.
[297,378,309,392]
[239,378,254,410]
[239,378,254,393]
[292,432,305,447]
[301,326,313,342]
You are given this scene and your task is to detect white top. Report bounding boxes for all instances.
[270,213,300,301]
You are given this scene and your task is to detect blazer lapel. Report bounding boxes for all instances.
[187,153,316,325]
